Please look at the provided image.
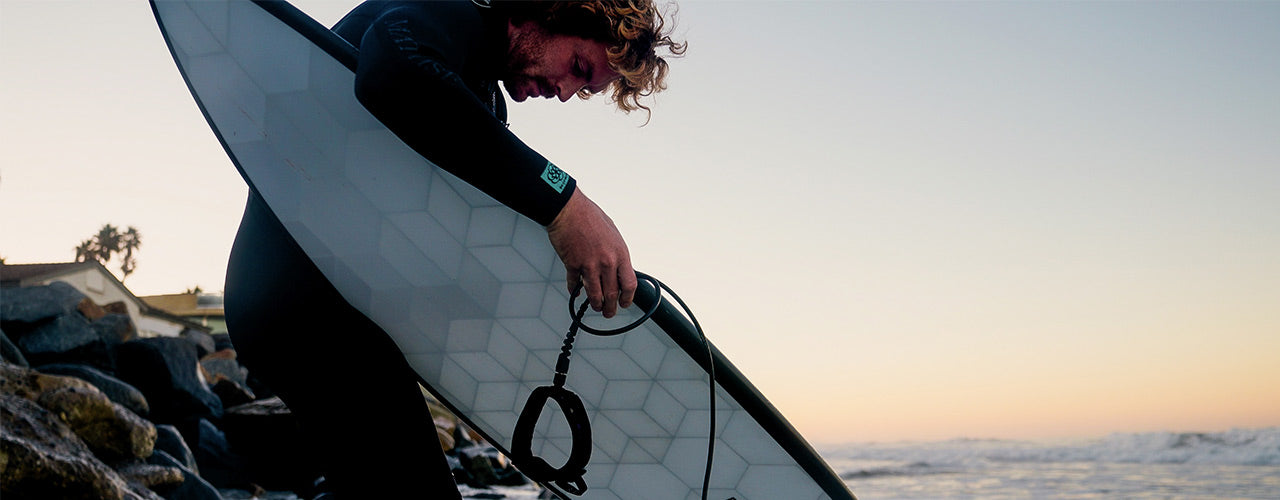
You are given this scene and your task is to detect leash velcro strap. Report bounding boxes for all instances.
[511,385,592,495]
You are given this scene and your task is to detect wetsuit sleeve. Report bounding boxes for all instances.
[352,5,575,226]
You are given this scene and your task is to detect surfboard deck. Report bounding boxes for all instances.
[150,1,854,498]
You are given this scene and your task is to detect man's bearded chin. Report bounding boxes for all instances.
[501,79,524,101]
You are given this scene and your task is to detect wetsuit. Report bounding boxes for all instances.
[225,1,575,497]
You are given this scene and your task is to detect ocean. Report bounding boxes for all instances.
[825,427,1280,499]
[236,428,1279,499]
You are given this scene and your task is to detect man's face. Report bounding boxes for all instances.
[503,21,620,103]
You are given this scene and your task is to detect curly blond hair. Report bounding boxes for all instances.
[500,0,686,118]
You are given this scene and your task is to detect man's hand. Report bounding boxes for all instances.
[546,188,637,318]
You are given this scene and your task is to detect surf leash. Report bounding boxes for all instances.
[512,271,723,499]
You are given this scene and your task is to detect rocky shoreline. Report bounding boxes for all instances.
[1,281,536,499]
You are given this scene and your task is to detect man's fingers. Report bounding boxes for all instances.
[600,269,620,318]
[566,268,583,296]
[618,263,637,310]
[582,270,604,314]
[577,265,636,319]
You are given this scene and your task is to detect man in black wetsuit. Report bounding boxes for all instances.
[223,0,684,498]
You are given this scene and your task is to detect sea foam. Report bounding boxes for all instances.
[826,427,1280,469]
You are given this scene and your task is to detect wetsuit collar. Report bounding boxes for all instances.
[474,0,508,82]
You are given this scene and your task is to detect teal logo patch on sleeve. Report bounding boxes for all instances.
[540,161,569,193]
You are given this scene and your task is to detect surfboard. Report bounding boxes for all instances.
[150,1,855,499]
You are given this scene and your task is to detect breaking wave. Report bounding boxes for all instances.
[991,428,1280,466]
[825,427,1280,476]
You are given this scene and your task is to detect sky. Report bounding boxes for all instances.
[2,0,1278,445]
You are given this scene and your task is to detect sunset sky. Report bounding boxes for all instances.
[2,0,1277,445]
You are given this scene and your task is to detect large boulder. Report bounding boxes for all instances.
[0,358,97,400]
[0,360,152,462]
[0,361,170,499]
[0,281,85,325]
[114,338,222,424]
[0,393,160,500]
[37,384,156,462]
[37,363,150,418]
[13,313,116,372]
[1,393,127,499]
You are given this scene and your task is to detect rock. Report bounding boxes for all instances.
[14,313,116,372]
[37,384,157,462]
[0,361,167,498]
[95,313,138,344]
[455,444,527,488]
[221,395,290,418]
[115,338,222,424]
[200,350,249,387]
[210,379,255,409]
[148,450,224,500]
[201,350,254,407]
[104,301,130,315]
[36,363,150,418]
[0,393,140,500]
[118,461,186,492]
[0,281,85,325]
[436,416,457,452]
[457,448,500,488]
[155,424,200,475]
[1,326,29,367]
[78,297,108,321]
[178,418,248,489]
[211,334,235,352]
[218,487,296,500]
[182,330,217,359]
[220,397,319,491]
[0,359,98,400]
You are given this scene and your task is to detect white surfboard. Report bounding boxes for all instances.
[150,1,854,498]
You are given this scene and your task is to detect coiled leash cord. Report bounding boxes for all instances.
[512,271,720,499]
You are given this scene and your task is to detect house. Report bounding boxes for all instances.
[0,261,209,338]
[138,291,227,335]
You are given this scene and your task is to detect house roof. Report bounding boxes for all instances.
[1,261,99,287]
[0,261,211,333]
[140,293,225,317]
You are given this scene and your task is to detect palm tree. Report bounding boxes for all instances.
[119,226,142,280]
[72,223,143,281]
[94,224,121,263]
[74,239,96,263]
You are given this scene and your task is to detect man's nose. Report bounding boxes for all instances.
[556,79,585,102]
[557,85,576,102]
